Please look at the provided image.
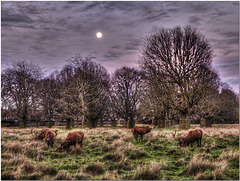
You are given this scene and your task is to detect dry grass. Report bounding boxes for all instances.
[188,155,216,175]
[55,170,72,180]
[218,150,239,161]
[1,125,239,180]
[133,162,163,180]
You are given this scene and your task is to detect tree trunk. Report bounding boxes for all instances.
[158,118,165,128]
[128,119,135,129]
[100,120,104,127]
[20,116,27,128]
[82,115,85,128]
[36,119,39,128]
[200,118,212,128]
[154,118,159,128]
[46,120,52,128]
[179,112,190,130]
[76,117,79,128]
[87,119,98,128]
[111,119,117,127]
[123,120,128,128]
[165,118,171,128]
[66,118,72,129]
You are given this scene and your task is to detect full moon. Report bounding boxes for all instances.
[96,32,102,38]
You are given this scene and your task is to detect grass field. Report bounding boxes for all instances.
[1,124,239,180]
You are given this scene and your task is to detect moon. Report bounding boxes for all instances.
[96,32,102,38]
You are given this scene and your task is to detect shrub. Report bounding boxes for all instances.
[85,162,105,175]
[55,171,72,180]
[133,162,163,180]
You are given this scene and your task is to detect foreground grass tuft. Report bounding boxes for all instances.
[133,162,163,180]
[84,162,105,176]
[55,170,72,180]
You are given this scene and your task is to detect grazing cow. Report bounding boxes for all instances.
[131,124,155,143]
[31,128,58,148]
[31,128,49,140]
[44,129,58,148]
[57,131,84,154]
[173,129,203,147]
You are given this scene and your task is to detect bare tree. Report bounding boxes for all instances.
[217,83,239,124]
[194,86,220,127]
[56,54,110,129]
[139,26,219,129]
[39,72,61,128]
[111,67,143,128]
[1,61,42,128]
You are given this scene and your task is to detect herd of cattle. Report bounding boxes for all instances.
[30,124,203,154]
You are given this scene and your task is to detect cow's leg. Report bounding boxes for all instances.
[80,143,83,152]
[133,133,138,143]
[74,144,77,154]
[134,134,138,144]
[140,134,143,142]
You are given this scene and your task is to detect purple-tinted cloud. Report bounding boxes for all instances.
[1,1,239,93]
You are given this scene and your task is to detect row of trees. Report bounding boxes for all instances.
[1,26,239,129]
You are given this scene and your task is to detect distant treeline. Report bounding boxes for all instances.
[1,26,239,129]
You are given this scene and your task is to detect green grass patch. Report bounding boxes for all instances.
[1,126,239,180]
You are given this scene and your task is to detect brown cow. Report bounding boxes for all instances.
[57,131,84,154]
[31,128,58,148]
[44,129,58,148]
[31,128,49,140]
[131,124,155,143]
[174,129,203,147]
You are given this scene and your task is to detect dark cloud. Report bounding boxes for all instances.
[103,50,125,61]
[1,9,34,24]
[188,16,202,25]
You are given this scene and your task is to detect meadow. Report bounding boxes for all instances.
[1,124,239,180]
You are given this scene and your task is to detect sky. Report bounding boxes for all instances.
[1,1,239,93]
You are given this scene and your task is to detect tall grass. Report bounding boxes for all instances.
[1,125,239,180]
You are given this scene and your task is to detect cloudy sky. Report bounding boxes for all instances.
[1,1,239,93]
